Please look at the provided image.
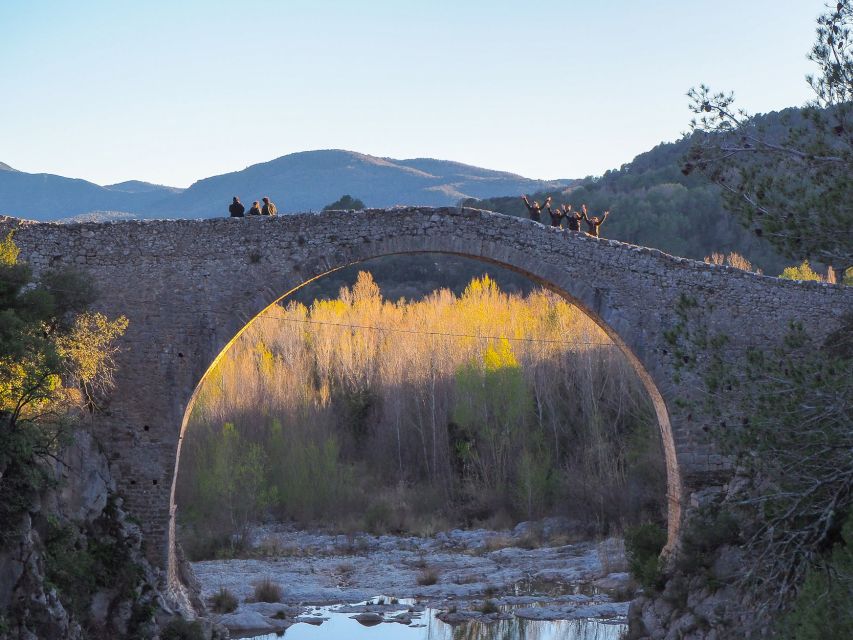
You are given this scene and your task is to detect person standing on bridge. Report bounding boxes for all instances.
[261,197,278,216]
[546,203,564,228]
[247,200,262,216]
[229,196,245,217]
[521,194,551,223]
[582,204,609,238]
[562,204,584,232]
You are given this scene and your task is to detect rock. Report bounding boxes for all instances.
[218,610,274,632]
[514,606,566,620]
[711,545,743,582]
[436,610,482,625]
[391,612,413,625]
[243,601,301,617]
[110,599,133,636]
[353,611,384,625]
[594,572,633,592]
[89,589,115,627]
[54,431,114,523]
[570,602,629,619]
[0,547,25,611]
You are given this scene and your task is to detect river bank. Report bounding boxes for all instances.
[190,520,634,637]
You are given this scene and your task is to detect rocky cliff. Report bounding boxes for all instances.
[0,430,215,640]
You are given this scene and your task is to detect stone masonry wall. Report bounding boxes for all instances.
[2,207,849,576]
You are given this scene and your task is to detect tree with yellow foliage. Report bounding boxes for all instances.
[0,231,128,543]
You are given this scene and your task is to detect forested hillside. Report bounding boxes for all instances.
[177,273,665,556]
[464,111,811,276]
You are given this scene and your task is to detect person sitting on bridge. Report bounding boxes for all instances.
[562,204,584,232]
[247,200,262,215]
[228,196,245,217]
[582,204,609,238]
[261,197,278,216]
[521,194,551,223]
[546,203,564,228]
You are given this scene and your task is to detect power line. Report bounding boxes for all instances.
[262,314,618,347]
[21,284,618,347]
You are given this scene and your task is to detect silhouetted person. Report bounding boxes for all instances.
[247,200,262,216]
[521,195,551,223]
[582,204,609,238]
[546,204,564,228]
[562,204,583,231]
[229,196,245,217]
[261,197,277,216]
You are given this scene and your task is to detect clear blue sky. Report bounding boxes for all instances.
[0,0,822,188]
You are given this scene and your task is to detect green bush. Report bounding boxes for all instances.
[363,501,393,533]
[625,523,667,590]
[780,513,853,639]
[42,505,144,620]
[160,617,205,640]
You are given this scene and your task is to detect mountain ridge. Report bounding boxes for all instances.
[0,149,573,221]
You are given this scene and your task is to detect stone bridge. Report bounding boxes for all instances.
[3,207,849,584]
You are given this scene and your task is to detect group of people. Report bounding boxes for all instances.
[521,195,609,238]
[228,196,278,217]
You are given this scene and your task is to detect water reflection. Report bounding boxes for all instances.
[444,617,622,640]
[244,600,625,640]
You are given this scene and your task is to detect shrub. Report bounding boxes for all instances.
[598,537,628,574]
[478,599,499,614]
[625,523,666,590]
[253,577,283,603]
[160,618,205,640]
[779,260,824,282]
[210,587,238,613]
[417,568,439,586]
[677,508,740,574]
[779,513,853,639]
[363,501,393,534]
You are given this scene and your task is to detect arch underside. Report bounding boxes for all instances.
[168,246,683,586]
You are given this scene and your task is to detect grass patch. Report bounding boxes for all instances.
[253,577,283,603]
[417,568,439,586]
[210,587,238,613]
[483,535,514,552]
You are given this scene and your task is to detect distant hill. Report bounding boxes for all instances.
[0,161,16,172]
[105,180,184,195]
[0,170,175,222]
[163,150,575,218]
[0,150,574,221]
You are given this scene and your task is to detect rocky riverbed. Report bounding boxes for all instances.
[190,519,634,638]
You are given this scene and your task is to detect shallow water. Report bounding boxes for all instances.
[242,598,626,640]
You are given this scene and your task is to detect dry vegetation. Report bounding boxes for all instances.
[176,273,666,556]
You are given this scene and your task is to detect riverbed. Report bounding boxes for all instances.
[190,521,632,639]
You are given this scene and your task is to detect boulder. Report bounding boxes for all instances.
[218,610,274,633]
[353,612,384,626]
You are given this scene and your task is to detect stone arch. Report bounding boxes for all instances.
[167,244,684,587]
[4,207,847,586]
